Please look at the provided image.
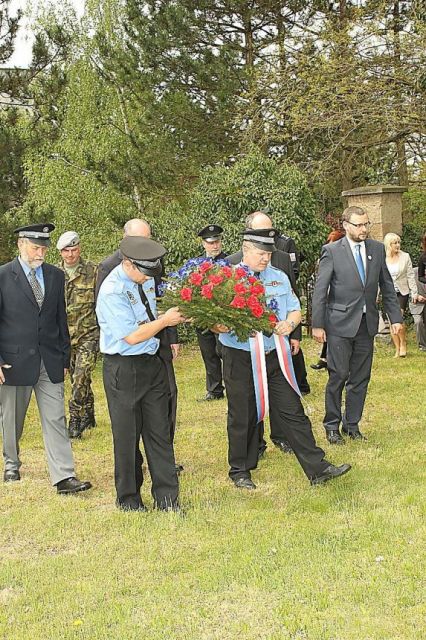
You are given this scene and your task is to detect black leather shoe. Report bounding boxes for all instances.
[326,430,345,445]
[197,392,225,402]
[310,360,327,370]
[233,477,256,490]
[272,440,294,454]
[4,469,20,482]
[310,463,351,485]
[342,429,367,441]
[68,416,83,439]
[56,477,92,494]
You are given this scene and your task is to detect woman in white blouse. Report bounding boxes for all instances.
[384,233,418,357]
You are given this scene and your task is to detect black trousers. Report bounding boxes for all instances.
[160,355,178,442]
[258,347,309,449]
[196,328,224,396]
[292,348,310,392]
[324,316,374,432]
[103,353,178,509]
[222,347,329,482]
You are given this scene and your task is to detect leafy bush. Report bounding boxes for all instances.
[402,189,426,264]
[153,148,328,277]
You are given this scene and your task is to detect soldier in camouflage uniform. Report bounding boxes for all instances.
[57,231,99,438]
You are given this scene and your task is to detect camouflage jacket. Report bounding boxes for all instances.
[57,258,99,348]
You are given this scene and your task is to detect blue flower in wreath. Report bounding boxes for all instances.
[267,297,279,312]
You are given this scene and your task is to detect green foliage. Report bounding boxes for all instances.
[0,110,27,262]
[401,189,426,263]
[188,149,328,274]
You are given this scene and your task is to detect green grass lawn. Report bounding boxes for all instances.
[0,336,425,640]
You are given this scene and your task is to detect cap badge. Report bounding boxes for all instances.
[209,226,214,231]
[43,226,49,233]
[269,231,274,237]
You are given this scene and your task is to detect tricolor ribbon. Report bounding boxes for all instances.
[249,332,302,423]
[249,332,269,423]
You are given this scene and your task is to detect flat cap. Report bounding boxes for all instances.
[240,227,278,252]
[120,236,166,277]
[198,224,223,242]
[14,223,55,246]
[57,231,80,251]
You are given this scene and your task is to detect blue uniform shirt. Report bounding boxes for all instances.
[219,263,300,352]
[96,264,160,356]
[19,257,45,293]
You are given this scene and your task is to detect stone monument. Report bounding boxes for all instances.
[341,184,407,241]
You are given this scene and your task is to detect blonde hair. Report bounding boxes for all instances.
[383,232,400,256]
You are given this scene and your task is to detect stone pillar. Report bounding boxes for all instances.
[341,185,407,241]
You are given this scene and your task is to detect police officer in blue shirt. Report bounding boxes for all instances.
[218,229,351,489]
[96,236,185,512]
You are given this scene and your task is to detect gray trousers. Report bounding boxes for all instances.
[0,361,75,484]
[324,316,374,432]
[413,311,426,350]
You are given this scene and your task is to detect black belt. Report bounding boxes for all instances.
[104,352,158,359]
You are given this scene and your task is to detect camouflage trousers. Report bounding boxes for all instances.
[68,341,98,419]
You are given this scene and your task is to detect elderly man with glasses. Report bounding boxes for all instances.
[311,206,402,444]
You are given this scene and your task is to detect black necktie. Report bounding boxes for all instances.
[254,271,260,278]
[137,285,155,321]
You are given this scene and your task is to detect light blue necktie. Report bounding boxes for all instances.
[354,244,365,285]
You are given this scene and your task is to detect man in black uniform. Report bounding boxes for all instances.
[193,224,228,401]
[96,236,185,511]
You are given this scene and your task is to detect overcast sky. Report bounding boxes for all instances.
[8,0,86,67]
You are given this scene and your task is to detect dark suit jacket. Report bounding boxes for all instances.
[0,258,71,385]
[226,249,302,342]
[275,235,301,279]
[96,250,178,357]
[312,237,402,338]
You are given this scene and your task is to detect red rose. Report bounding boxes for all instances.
[268,314,278,326]
[199,261,213,273]
[230,295,246,309]
[247,295,260,309]
[250,283,264,295]
[208,274,224,285]
[235,267,247,279]
[233,282,247,294]
[250,304,264,318]
[248,276,257,284]
[201,284,213,299]
[189,272,203,285]
[180,287,193,302]
[221,266,233,278]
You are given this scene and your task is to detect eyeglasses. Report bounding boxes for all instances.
[348,221,371,229]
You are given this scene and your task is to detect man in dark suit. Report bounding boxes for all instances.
[96,219,180,455]
[312,206,402,444]
[0,224,92,493]
[227,214,302,456]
